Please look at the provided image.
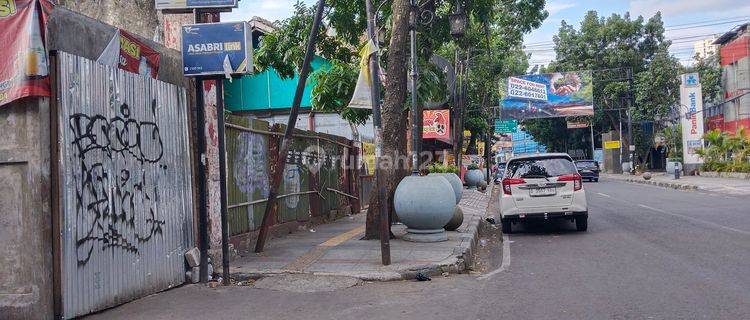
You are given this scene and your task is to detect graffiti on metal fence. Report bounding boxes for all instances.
[68,100,167,266]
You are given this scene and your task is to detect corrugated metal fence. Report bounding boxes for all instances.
[57,52,194,319]
[225,115,359,237]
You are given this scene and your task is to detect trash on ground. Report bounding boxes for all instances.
[480,239,488,247]
[415,272,432,281]
[485,217,496,224]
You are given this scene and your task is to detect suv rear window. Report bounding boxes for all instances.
[507,157,577,179]
[576,161,598,169]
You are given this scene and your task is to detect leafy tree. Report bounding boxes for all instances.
[255,0,547,239]
[689,54,722,104]
[526,11,679,167]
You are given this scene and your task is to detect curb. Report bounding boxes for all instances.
[607,175,700,191]
[231,191,493,283]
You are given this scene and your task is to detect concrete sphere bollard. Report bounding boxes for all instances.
[465,169,484,188]
[444,206,464,231]
[643,172,652,180]
[478,180,488,191]
[394,175,456,242]
[428,173,463,204]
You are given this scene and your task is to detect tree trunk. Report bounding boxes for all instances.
[466,132,478,155]
[364,0,410,239]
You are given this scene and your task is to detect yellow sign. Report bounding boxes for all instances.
[362,142,375,175]
[603,140,621,149]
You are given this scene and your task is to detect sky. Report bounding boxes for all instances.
[222,0,750,67]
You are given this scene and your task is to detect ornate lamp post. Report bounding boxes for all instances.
[394,1,463,243]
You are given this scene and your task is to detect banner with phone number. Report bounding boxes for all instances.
[0,0,53,107]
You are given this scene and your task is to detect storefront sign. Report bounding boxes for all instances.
[0,0,52,107]
[679,72,704,164]
[182,22,252,77]
[155,0,238,10]
[423,109,451,140]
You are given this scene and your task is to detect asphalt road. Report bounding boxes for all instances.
[87,180,750,320]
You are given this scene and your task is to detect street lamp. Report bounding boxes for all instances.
[450,3,466,168]
[448,10,467,38]
[408,0,437,175]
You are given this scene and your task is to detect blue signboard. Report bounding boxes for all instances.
[182,22,252,77]
[156,0,238,10]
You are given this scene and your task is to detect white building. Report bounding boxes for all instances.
[693,37,719,59]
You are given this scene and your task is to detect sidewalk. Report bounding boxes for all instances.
[602,173,750,196]
[229,189,493,282]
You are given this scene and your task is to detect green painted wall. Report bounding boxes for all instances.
[223,56,330,111]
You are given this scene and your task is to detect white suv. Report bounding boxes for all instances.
[499,153,588,233]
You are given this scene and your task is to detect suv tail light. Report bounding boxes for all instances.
[558,174,582,191]
[502,178,526,195]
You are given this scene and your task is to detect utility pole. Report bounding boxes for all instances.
[626,68,635,173]
[483,20,492,184]
[255,0,326,253]
[365,0,390,265]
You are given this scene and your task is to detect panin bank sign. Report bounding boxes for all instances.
[181,22,252,77]
[679,73,704,165]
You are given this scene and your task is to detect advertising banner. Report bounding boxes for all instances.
[156,0,238,10]
[182,22,252,77]
[0,0,52,107]
[97,29,161,78]
[501,71,594,120]
[679,73,705,165]
[423,109,451,141]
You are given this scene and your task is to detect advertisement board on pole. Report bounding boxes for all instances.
[423,109,451,141]
[500,71,594,120]
[679,73,705,165]
[156,0,238,10]
[182,22,252,77]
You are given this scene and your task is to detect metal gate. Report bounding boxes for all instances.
[57,52,194,318]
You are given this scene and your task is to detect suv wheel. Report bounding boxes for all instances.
[501,219,512,234]
[575,216,588,232]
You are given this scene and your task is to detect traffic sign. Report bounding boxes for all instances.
[494,119,518,133]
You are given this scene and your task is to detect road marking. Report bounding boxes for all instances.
[478,233,511,280]
[284,225,365,271]
[638,204,666,213]
[319,225,366,247]
[638,204,750,236]
[597,192,611,198]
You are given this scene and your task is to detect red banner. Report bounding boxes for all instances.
[423,109,451,141]
[0,0,53,107]
[98,29,160,78]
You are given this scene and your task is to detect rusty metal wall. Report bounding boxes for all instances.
[56,52,194,319]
